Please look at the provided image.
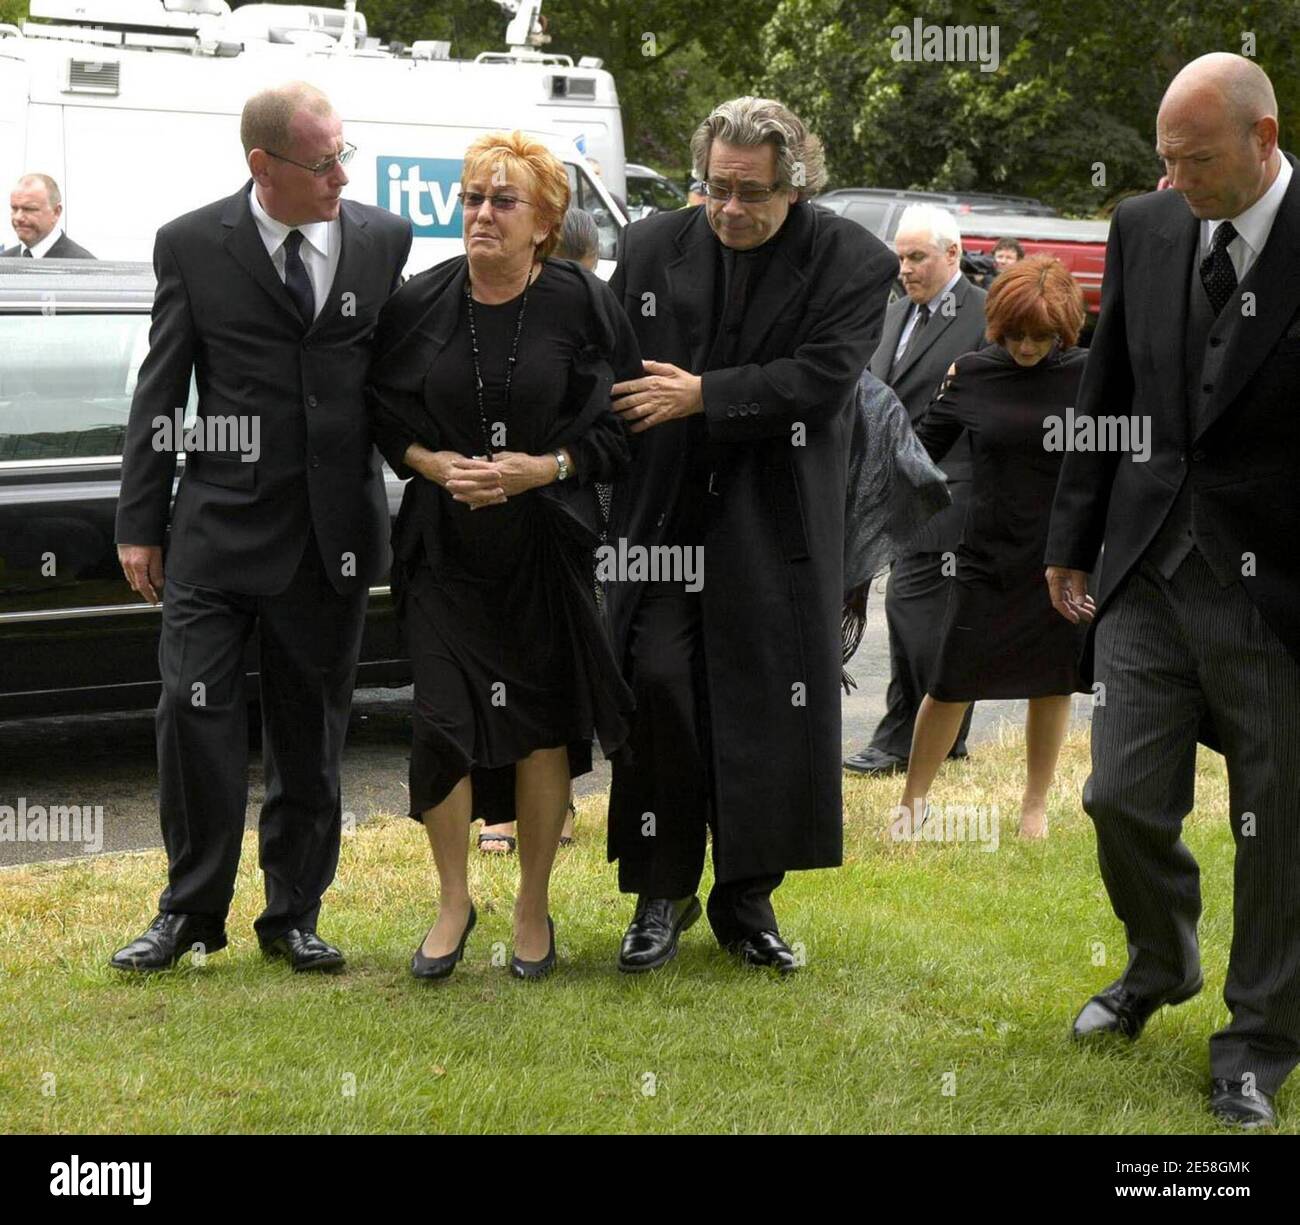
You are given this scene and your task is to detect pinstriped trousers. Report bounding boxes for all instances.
[1085,549,1300,1094]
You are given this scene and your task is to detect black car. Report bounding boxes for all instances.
[815,186,1057,244]
[0,260,410,720]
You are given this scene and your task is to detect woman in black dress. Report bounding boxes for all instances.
[366,132,640,978]
[898,256,1095,839]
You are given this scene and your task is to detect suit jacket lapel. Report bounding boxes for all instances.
[871,297,908,379]
[663,209,719,372]
[220,181,305,328]
[309,199,372,336]
[891,275,969,383]
[728,204,813,364]
[1145,201,1198,446]
[1196,154,1300,440]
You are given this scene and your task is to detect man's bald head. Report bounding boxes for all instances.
[240,81,334,161]
[1161,53,1277,132]
[1156,53,1281,221]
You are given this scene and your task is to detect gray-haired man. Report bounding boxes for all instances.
[605,97,898,973]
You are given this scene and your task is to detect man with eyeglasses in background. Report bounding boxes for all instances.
[111,81,411,974]
[605,96,897,975]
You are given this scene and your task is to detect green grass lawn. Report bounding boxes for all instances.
[0,728,1287,1134]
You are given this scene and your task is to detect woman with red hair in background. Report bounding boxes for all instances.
[898,255,1095,839]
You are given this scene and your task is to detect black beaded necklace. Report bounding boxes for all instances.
[463,260,536,458]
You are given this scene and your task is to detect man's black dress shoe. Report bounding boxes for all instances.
[842,748,907,776]
[728,929,799,975]
[411,905,477,981]
[510,915,557,980]
[260,928,345,973]
[110,913,228,971]
[617,895,701,973]
[1071,976,1203,1040]
[1209,1078,1276,1129]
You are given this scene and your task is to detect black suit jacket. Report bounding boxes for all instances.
[868,273,988,485]
[1047,153,1300,665]
[116,183,413,595]
[1,232,96,258]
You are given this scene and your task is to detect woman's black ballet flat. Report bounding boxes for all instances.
[411,904,477,981]
[509,915,557,980]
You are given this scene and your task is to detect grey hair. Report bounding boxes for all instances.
[16,173,61,209]
[554,207,599,266]
[689,96,827,199]
[895,203,963,254]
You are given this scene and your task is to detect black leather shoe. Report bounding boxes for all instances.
[617,895,701,973]
[110,913,228,971]
[1209,1078,1276,1129]
[260,928,345,973]
[842,748,907,776]
[1071,976,1202,1041]
[411,905,477,981]
[510,916,557,980]
[728,929,799,975]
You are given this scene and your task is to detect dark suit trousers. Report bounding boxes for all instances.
[1086,550,1300,1094]
[869,495,975,759]
[155,534,367,941]
[616,581,783,944]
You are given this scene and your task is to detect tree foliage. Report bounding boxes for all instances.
[6,0,1297,212]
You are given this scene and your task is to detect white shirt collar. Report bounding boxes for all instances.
[26,226,65,258]
[1206,155,1292,262]
[248,183,332,260]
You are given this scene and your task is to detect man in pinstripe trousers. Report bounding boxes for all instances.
[1046,53,1300,1129]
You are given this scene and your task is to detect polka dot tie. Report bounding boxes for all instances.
[1199,220,1238,316]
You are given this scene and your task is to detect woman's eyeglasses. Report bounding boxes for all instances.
[461,192,535,212]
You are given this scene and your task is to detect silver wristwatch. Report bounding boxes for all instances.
[553,450,571,481]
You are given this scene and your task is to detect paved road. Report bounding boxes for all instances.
[0,573,1092,867]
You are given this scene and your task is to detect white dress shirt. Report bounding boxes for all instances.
[248,184,340,320]
[1202,155,1292,281]
[22,226,65,258]
[894,268,963,363]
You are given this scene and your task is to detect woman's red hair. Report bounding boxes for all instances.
[985,254,1085,348]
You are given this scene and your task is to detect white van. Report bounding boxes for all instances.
[0,0,628,274]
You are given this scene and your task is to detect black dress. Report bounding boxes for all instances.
[365,257,642,820]
[913,343,1089,701]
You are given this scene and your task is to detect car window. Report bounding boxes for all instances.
[844,200,891,236]
[0,312,194,461]
[566,165,620,261]
[627,176,685,217]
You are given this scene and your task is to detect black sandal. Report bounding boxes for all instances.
[559,801,577,847]
[477,828,516,855]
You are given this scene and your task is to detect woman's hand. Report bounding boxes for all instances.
[446,456,507,508]
[404,446,505,507]
[491,451,557,497]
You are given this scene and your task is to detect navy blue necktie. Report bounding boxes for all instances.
[1199,220,1238,316]
[282,229,315,329]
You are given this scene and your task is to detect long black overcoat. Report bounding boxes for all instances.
[606,202,897,877]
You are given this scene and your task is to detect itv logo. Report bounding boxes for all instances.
[378,156,464,237]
